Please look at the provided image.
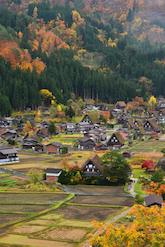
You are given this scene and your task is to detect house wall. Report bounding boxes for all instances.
[46,175,58,182]
[46,145,59,154]
[0,157,19,165]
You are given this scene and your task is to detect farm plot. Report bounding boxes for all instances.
[0,214,25,226]
[55,205,122,221]
[0,192,68,234]
[71,195,134,207]
[0,204,48,213]
[65,185,127,195]
[0,193,67,204]
[33,226,88,243]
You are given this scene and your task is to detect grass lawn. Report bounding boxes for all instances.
[45,133,83,146]
[126,139,165,153]
[133,169,149,179]
[133,169,149,196]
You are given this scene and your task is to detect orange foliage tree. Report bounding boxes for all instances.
[90,205,165,247]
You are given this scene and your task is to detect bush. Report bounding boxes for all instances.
[27,169,44,184]
[151,170,164,183]
[161,148,165,156]
[58,169,82,185]
[135,194,144,204]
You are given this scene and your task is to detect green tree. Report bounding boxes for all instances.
[102,151,131,184]
[65,106,75,119]
[48,121,56,135]
[0,94,12,116]
[151,170,164,183]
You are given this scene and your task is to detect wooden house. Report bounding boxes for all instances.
[78,122,93,133]
[100,110,110,121]
[41,121,49,128]
[36,128,49,138]
[157,100,165,110]
[157,158,165,171]
[45,142,63,154]
[144,194,163,207]
[22,138,43,151]
[80,114,93,125]
[0,147,19,164]
[85,128,106,142]
[78,137,96,150]
[81,155,103,177]
[107,132,125,149]
[143,118,160,132]
[65,123,77,133]
[122,151,132,158]
[45,168,62,182]
[1,130,19,141]
[115,101,126,110]
[111,108,123,118]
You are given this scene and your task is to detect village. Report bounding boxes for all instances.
[0,95,164,246]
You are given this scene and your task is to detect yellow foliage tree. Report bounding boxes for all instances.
[148,96,157,110]
[108,38,117,48]
[91,205,165,247]
[40,89,55,106]
[56,104,63,112]
[23,121,33,134]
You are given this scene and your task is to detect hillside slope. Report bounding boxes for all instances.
[0,0,165,115]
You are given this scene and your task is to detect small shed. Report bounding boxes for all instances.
[144,194,163,207]
[45,168,62,182]
[45,142,63,154]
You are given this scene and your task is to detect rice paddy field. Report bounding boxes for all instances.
[0,186,132,246]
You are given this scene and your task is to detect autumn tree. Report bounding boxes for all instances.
[23,121,33,134]
[40,89,55,106]
[148,96,157,110]
[90,205,165,247]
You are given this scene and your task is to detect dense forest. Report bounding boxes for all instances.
[0,0,165,115]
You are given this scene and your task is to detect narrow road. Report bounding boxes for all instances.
[0,167,27,179]
[129,177,138,198]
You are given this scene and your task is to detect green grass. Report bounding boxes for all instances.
[0,179,17,188]
[126,139,165,152]
[133,169,148,179]
[134,182,145,196]
[133,169,148,196]
[47,133,83,145]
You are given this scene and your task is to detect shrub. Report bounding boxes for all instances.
[151,170,164,183]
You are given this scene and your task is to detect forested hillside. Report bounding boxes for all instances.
[0,0,165,115]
